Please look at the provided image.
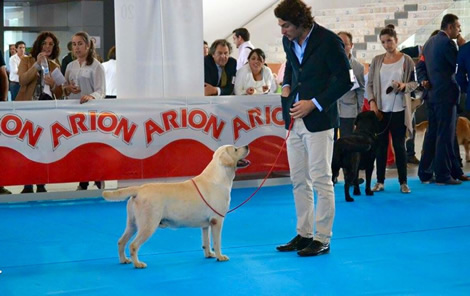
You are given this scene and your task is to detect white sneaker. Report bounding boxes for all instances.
[371,183,384,192]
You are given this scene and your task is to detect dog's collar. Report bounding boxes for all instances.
[191,179,225,218]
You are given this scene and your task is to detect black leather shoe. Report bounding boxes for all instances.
[36,185,47,193]
[276,235,312,252]
[436,178,462,185]
[457,175,470,182]
[21,186,34,194]
[297,240,330,257]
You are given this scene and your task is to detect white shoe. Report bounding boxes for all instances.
[371,183,384,192]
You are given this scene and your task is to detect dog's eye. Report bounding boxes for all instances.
[234,148,238,152]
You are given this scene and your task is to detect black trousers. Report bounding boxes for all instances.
[418,102,459,182]
[376,110,407,184]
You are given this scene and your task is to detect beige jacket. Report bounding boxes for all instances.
[367,53,419,138]
[16,56,63,101]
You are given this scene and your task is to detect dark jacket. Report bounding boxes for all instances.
[416,31,460,105]
[456,41,470,95]
[204,55,237,95]
[282,23,353,132]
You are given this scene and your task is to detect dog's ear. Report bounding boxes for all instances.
[219,150,236,167]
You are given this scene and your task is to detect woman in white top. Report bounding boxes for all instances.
[101,46,116,98]
[65,31,106,191]
[367,24,418,194]
[65,31,105,104]
[234,48,274,95]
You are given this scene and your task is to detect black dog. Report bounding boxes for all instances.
[332,111,379,202]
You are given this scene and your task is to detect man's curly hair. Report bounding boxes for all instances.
[274,0,314,29]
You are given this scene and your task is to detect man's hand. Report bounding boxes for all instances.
[204,83,218,96]
[281,85,291,98]
[289,100,316,119]
[422,80,431,90]
[457,34,466,47]
[369,100,383,121]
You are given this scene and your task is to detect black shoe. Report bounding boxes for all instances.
[0,187,12,194]
[297,240,330,257]
[457,175,470,182]
[21,187,34,194]
[276,235,313,252]
[36,185,47,193]
[436,178,462,185]
[407,156,420,165]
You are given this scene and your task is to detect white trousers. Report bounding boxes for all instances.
[286,119,335,243]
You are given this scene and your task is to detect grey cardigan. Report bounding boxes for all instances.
[367,53,419,138]
[338,56,365,118]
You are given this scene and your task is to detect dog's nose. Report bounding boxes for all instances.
[244,145,249,151]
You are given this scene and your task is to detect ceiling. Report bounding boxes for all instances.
[202,0,278,43]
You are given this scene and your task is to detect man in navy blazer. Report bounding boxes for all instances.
[417,13,469,184]
[457,41,470,111]
[274,0,352,257]
[204,39,237,96]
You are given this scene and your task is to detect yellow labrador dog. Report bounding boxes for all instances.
[102,145,250,268]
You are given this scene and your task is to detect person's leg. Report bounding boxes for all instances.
[21,185,34,193]
[375,112,391,184]
[389,111,407,184]
[304,128,335,244]
[36,184,47,193]
[286,119,314,239]
[434,103,456,183]
[78,182,89,190]
[10,83,20,101]
[406,117,419,163]
[418,103,437,182]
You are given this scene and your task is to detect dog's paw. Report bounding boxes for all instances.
[134,261,147,269]
[120,257,132,264]
[366,189,374,196]
[216,255,230,262]
[205,251,216,258]
[345,196,355,202]
[353,189,361,195]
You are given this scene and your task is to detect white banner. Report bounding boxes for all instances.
[0,95,288,185]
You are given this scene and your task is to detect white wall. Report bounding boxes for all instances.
[218,0,365,64]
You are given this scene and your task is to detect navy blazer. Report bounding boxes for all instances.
[416,31,460,105]
[281,23,353,132]
[456,42,470,95]
[204,55,237,95]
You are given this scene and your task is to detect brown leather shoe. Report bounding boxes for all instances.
[457,175,470,182]
[276,235,313,252]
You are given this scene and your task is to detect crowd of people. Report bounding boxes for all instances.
[0,0,469,259]
[0,31,116,194]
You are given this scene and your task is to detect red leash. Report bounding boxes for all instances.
[192,117,295,217]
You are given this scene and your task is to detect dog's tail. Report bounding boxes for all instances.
[102,186,140,201]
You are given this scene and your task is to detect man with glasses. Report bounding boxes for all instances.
[204,39,237,96]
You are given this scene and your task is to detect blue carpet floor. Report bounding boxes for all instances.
[1,177,470,295]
